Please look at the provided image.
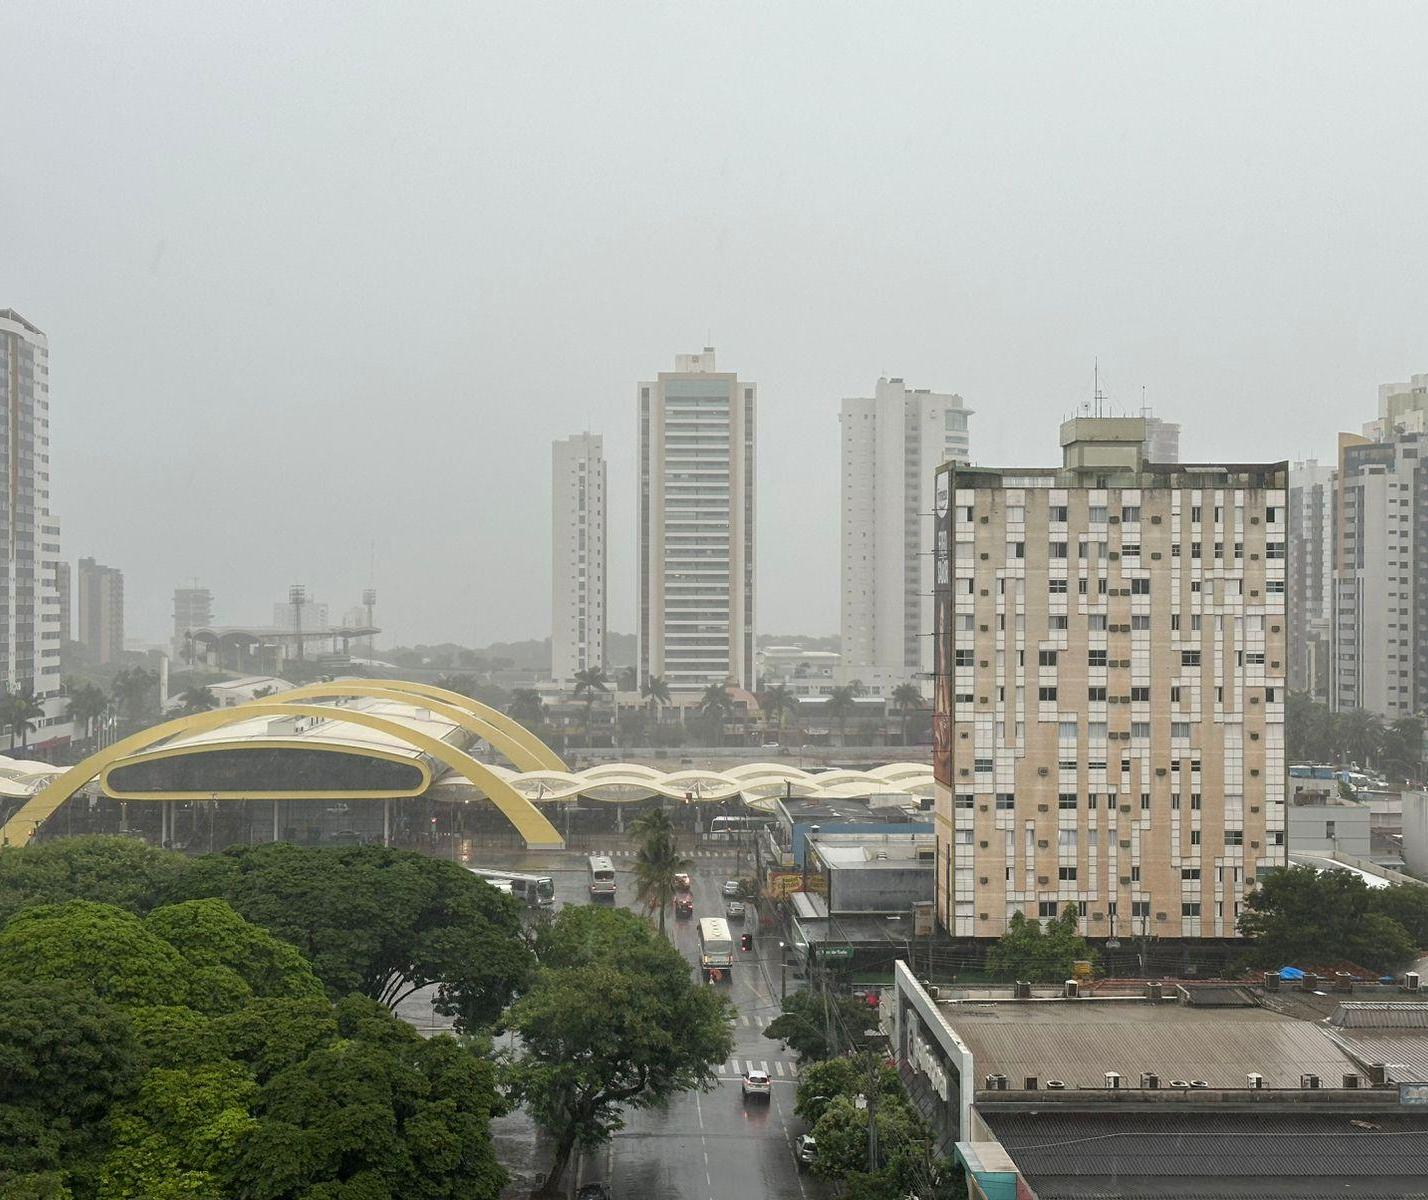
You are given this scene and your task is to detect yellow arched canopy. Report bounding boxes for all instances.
[0,702,564,850]
[251,682,563,773]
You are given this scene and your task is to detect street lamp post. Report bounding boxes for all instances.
[779,940,787,1000]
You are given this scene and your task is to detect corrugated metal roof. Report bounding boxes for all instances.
[1332,1002,1428,1029]
[982,1109,1428,1199]
[945,1001,1357,1089]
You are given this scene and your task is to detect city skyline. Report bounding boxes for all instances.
[6,5,1425,647]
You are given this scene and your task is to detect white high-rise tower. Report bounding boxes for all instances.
[551,433,607,682]
[638,349,756,696]
[840,377,971,695]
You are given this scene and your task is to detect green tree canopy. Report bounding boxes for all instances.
[0,979,138,1190]
[144,898,325,1006]
[763,988,876,1063]
[168,842,532,1030]
[0,901,197,1011]
[810,1094,926,1184]
[0,837,189,925]
[1238,865,1419,972]
[507,905,733,1197]
[986,907,1097,981]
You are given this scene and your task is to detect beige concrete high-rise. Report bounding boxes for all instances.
[551,433,606,682]
[840,378,971,697]
[77,557,125,664]
[638,349,755,696]
[932,417,1287,942]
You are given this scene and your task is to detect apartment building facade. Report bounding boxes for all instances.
[173,585,213,659]
[638,349,755,695]
[77,556,125,664]
[1289,459,1335,702]
[551,432,606,682]
[933,417,1287,942]
[840,377,971,696]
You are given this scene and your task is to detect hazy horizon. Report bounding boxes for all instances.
[5,2,1425,647]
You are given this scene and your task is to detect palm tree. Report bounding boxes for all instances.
[642,675,672,723]
[111,667,159,726]
[508,689,545,728]
[1381,717,1424,782]
[572,667,610,748]
[632,816,690,936]
[698,683,733,747]
[2,688,46,754]
[826,686,858,747]
[1336,707,1383,770]
[757,683,796,744]
[177,686,217,715]
[632,805,675,844]
[64,682,110,749]
[891,683,925,747]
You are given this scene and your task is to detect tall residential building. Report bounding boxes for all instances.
[272,598,329,631]
[77,557,125,664]
[1364,373,1428,441]
[1,310,65,716]
[933,417,1287,942]
[638,348,756,695]
[1288,459,1335,701]
[1332,430,1423,717]
[551,433,607,682]
[173,585,213,658]
[53,558,71,643]
[840,378,971,696]
[1140,410,1181,463]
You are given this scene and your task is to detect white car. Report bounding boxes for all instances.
[725,900,746,920]
[722,879,743,898]
[796,1134,817,1167]
[742,1070,771,1100]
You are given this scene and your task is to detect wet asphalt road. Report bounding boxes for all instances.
[441,847,832,1200]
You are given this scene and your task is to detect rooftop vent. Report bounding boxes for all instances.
[1105,1072,1122,1089]
[1024,1076,1039,1090]
[1406,972,1421,993]
[1140,1072,1159,1089]
[1014,980,1032,999]
[1301,1073,1321,1089]
[1343,1074,1361,1089]
[1247,1073,1264,1089]
[1368,1063,1388,1085]
[1064,979,1080,998]
[1045,1079,1066,1090]
[984,1073,1008,1090]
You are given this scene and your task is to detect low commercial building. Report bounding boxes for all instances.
[1288,783,1372,859]
[805,831,935,915]
[774,795,933,866]
[890,964,1428,1199]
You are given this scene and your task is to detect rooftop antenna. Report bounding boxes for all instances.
[1093,358,1106,418]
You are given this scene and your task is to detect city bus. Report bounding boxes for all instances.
[588,855,617,900]
[698,916,734,981]
[466,867,555,907]
[708,815,778,840]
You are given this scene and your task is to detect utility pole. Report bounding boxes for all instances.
[864,1048,880,1172]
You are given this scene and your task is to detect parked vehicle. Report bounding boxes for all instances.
[588,855,617,900]
[796,1134,817,1167]
[742,1069,771,1100]
[576,1184,612,1200]
[725,900,746,920]
[721,879,743,898]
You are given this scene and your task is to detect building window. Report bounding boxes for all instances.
[1038,901,1059,918]
[1190,830,1202,845]
[1182,651,1200,667]
[1122,505,1140,522]
[1089,506,1107,523]
[1058,720,1077,739]
[1182,867,1200,881]
[1039,686,1058,702]
[1050,614,1068,630]
[1225,829,1243,846]
[1131,865,1141,882]
[955,795,975,810]
[1130,578,1150,594]
[1172,721,1191,739]
[1039,649,1059,667]
[955,649,974,667]
[1182,902,1202,918]
[1131,721,1150,738]
[1088,650,1107,668]
[974,758,993,773]
[1088,687,1107,702]
[1059,866,1078,881]
[1050,542,1068,558]
[1190,794,1202,810]
[996,794,1016,811]
[1131,686,1151,702]
[1089,613,1108,631]
[1050,505,1068,522]
[1058,794,1078,810]
[1132,899,1150,918]
[1049,579,1068,594]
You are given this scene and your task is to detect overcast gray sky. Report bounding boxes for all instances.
[4,1,1426,647]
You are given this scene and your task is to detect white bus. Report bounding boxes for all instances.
[588,855,617,900]
[698,917,734,981]
[466,867,555,907]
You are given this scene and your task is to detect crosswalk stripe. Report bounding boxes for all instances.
[774,1061,785,1077]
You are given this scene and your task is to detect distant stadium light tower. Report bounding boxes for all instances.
[362,587,377,657]
[289,584,308,661]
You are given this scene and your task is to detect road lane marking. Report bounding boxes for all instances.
[774,1061,784,1077]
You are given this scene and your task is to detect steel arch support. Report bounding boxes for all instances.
[305,679,567,771]
[0,703,564,850]
[251,683,557,773]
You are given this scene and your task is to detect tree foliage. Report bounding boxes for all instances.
[1238,865,1420,971]
[0,837,189,925]
[763,988,876,1063]
[167,842,531,1030]
[506,905,733,1197]
[986,907,1097,981]
[1286,692,1423,781]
